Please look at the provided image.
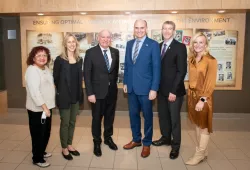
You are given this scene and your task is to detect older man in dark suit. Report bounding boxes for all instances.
[84,30,119,157]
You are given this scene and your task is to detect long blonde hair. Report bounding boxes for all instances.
[189,32,210,64]
[60,33,80,61]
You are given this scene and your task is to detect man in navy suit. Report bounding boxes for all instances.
[123,19,161,158]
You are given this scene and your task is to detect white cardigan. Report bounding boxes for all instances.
[25,65,55,112]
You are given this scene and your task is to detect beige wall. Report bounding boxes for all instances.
[1,0,250,13]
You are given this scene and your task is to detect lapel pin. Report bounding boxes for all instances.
[146,44,148,46]
[168,47,171,49]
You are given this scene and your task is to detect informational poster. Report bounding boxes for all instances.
[26,30,64,70]
[69,32,98,60]
[151,29,193,81]
[196,29,237,86]
[111,32,133,83]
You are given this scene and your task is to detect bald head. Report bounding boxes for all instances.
[134,19,147,39]
[134,19,147,27]
[98,29,112,49]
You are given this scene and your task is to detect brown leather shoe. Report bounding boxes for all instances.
[141,146,150,158]
[123,141,142,150]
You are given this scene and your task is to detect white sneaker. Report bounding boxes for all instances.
[44,152,52,158]
[34,161,50,168]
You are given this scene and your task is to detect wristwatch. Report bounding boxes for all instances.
[200,98,206,102]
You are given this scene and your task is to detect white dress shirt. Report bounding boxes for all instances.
[100,45,112,68]
[161,37,174,54]
[25,65,55,112]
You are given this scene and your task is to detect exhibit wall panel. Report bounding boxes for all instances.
[2,14,250,112]
[20,13,246,90]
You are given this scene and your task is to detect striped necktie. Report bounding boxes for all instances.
[132,40,140,64]
[103,50,110,72]
[161,43,167,59]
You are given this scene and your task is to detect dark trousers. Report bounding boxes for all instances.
[128,91,153,146]
[91,93,116,144]
[28,109,52,163]
[157,92,183,151]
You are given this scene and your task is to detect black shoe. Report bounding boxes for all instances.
[152,137,171,146]
[62,152,73,160]
[104,138,118,150]
[69,150,80,156]
[169,149,179,160]
[94,143,102,157]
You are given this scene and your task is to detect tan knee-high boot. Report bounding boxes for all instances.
[188,127,201,160]
[185,134,210,165]
[188,127,208,161]
[195,126,200,146]
[195,127,208,158]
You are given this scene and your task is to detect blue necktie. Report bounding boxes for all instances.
[161,43,167,59]
[132,40,140,64]
[103,50,110,72]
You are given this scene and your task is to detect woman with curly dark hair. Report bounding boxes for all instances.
[25,46,55,168]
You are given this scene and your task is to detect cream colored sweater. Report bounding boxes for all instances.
[25,65,55,112]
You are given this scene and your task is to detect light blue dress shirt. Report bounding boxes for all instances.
[132,35,147,59]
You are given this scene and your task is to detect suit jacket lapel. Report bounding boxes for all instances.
[159,42,163,59]
[129,39,135,64]
[162,39,176,60]
[109,48,116,72]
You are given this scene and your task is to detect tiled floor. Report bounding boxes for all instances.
[1,109,250,170]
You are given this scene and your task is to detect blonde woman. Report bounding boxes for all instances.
[53,33,83,160]
[185,32,217,165]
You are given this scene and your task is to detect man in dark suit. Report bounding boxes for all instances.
[123,19,161,158]
[84,30,120,157]
[152,21,187,159]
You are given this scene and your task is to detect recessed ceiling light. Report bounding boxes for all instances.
[218,10,225,13]
[125,11,131,15]
[171,11,178,14]
[80,12,87,15]
[37,13,44,16]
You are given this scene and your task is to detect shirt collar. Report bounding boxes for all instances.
[99,44,110,52]
[135,35,147,43]
[163,37,174,47]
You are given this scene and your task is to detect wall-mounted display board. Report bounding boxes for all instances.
[20,14,245,90]
[195,29,238,87]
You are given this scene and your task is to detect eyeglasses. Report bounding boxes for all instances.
[35,54,48,58]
